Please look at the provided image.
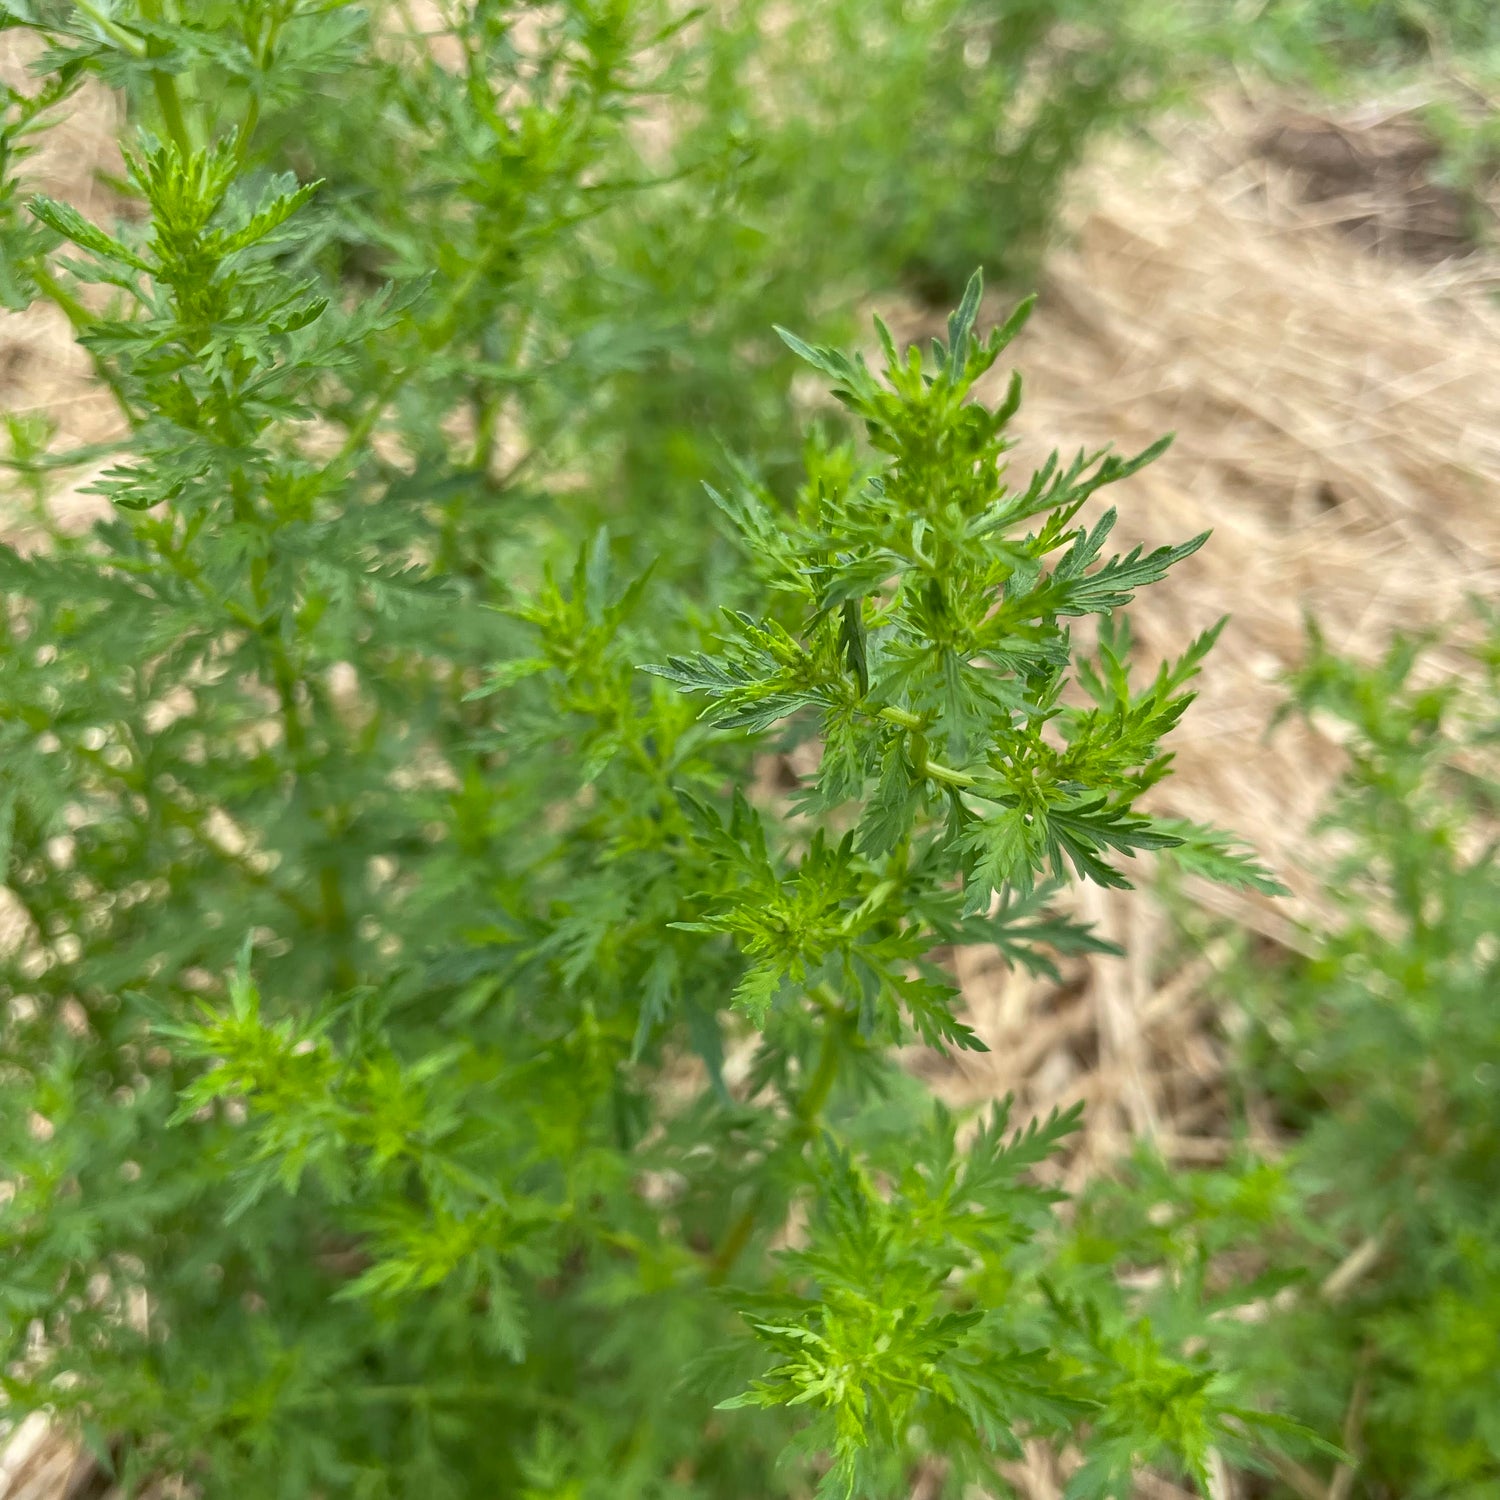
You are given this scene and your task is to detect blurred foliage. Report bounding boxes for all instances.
[1219,0,1500,81]
[670,0,1182,304]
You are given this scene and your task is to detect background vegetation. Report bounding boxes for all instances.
[1,1,1497,1497]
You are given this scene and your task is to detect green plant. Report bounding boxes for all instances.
[1077,606,1500,1498]
[660,0,1180,310]
[0,5,1315,1496]
[3,0,1184,578]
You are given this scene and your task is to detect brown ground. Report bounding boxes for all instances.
[3,51,1499,1500]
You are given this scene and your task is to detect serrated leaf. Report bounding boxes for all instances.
[1155,818,1288,895]
[28,195,151,271]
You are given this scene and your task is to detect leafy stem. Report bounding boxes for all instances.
[71,0,148,57]
[707,992,857,1286]
[915,753,976,789]
[875,706,977,787]
[133,0,193,155]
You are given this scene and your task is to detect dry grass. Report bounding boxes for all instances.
[0,1414,100,1500]
[4,55,1499,1499]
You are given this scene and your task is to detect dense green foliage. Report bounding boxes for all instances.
[1080,608,1500,1498]
[0,119,1290,1487]
[673,0,1180,307]
[3,3,1496,1497]
[0,0,1177,549]
[0,5,1316,1495]
[1247,612,1500,1497]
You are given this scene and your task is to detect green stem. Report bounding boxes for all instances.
[150,526,260,631]
[235,4,288,168]
[272,656,306,757]
[331,363,408,474]
[221,477,353,988]
[319,855,355,991]
[151,68,191,154]
[706,997,854,1286]
[30,264,91,327]
[795,991,850,1127]
[225,476,304,758]
[236,91,261,167]
[134,0,192,155]
[878,705,924,731]
[875,705,977,787]
[467,305,533,483]
[920,757,975,789]
[470,385,501,476]
[72,0,147,56]
[705,1197,758,1288]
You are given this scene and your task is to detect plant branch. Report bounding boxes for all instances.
[707,993,855,1286]
[71,0,147,56]
[874,705,978,786]
[134,0,192,155]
